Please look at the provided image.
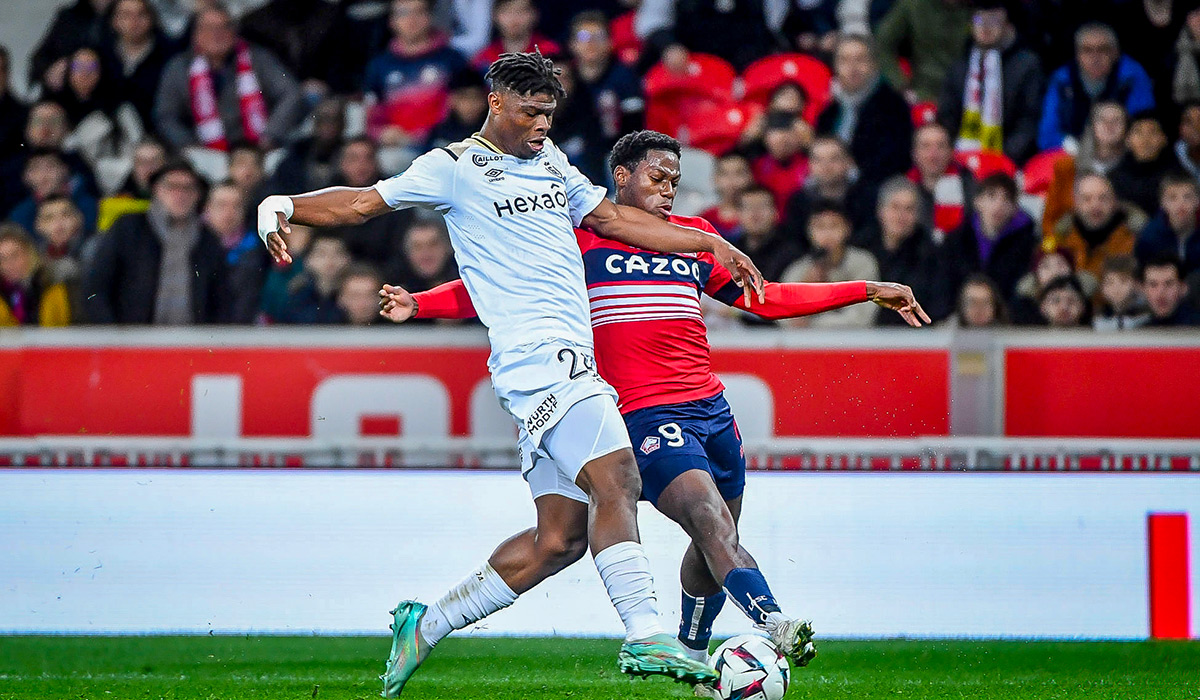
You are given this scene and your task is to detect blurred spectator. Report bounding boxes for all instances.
[953,273,1009,327]
[45,47,120,127]
[875,0,972,102]
[863,176,948,323]
[0,47,27,160]
[328,137,414,268]
[337,263,386,326]
[154,5,304,151]
[1093,254,1150,330]
[1173,101,1200,178]
[9,150,99,236]
[781,200,880,328]
[1038,23,1155,152]
[738,82,812,151]
[1111,0,1189,99]
[1041,101,1128,237]
[82,161,228,324]
[239,0,342,97]
[1110,112,1175,215]
[202,181,252,252]
[907,122,974,241]
[202,181,265,323]
[0,224,72,327]
[569,12,644,148]
[102,0,176,127]
[274,232,351,324]
[733,185,802,282]
[782,136,872,243]
[1048,173,1144,283]
[33,195,88,288]
[1172,7,1200,105]
[752,111,810,208]
[363,0,468,147]
[271,97,346,194]
[426,69,488,149]
[780,0,840,56]
[1137,172,1200,275]
[259,222,313,321]
[228,142,269,218]
[473,0,560,70]
[30,0,115,89]
[546,59,609,187]
[1010,248,1080,324]
[942,172,1038,302]
[115,138,167,199]
[699,151,753,239]
[817,34,912,186]
[1140,253,1200,325]
[643,0,785,71]
[1037,273,1090,328]
[938,0,1044,165]
[386,217,460,294]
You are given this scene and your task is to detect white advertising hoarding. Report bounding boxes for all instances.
[0,470,1195,638]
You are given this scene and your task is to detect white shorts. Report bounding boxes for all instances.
[523,393,632,503]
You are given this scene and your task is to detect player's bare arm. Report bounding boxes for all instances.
[582,198,765,305]
[257,187,391,264]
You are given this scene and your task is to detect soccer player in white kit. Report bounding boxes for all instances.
[256,51,763,696]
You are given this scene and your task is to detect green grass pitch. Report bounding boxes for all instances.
[0,635,1197,699]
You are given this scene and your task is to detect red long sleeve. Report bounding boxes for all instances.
[732,281,869,321]
[412,280,478,320]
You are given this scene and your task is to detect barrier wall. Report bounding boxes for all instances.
[3,327,1200,440]
[1,470,1195,638]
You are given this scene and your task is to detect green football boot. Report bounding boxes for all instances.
[767,617,816,667]
[380,601,433,698]
[618,633,719,685]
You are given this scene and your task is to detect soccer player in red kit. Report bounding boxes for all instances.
[380,131,930,680]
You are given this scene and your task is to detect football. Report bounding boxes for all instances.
[709,634,791,700]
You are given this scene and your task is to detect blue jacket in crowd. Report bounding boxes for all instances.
[1038,55,1155,152]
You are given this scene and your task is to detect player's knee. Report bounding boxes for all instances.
[685,500,739,554]
[537,531,589,571]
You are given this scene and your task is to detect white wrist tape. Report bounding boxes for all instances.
[257,195,295,245]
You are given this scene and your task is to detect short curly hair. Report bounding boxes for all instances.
[484,48,566,100]
[607,130,681,175]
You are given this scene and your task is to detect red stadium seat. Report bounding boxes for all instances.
[610,12,641,67]
[954,150,1017,179]
[911,101,938,126]
[740,53,831,125]
[1021,149,1067,195]
[680,100,761,155]
[644,53,737,136]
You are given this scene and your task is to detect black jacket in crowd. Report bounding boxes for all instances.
[81,212,229,324]
[816,81,913,186]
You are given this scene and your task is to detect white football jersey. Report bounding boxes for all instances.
[374,134,607,364]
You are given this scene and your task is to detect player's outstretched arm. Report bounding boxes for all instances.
[257,187,392,264]
[582,199,765,305]
[724,281,932,326]
[378,280,477,323]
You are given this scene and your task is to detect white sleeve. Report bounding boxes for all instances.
[373,149,455,211]
[560,154,608,227]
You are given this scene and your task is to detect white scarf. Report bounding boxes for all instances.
[956,47,1004,154]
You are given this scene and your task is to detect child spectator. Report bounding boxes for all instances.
[1110,112,1175,216]
[1093,255,1150,330]
[1137,172,1200,276]
[337,264,386,326]
[10,149,98,236]
[954,273,1009,328]
[752,111,809,209]
[781,200,880,328]
[274,232,351,325]
[699,152,753,239]
[1010,248,1084,325]
[0,223,71,327]
[33,195,87,287]
[1038,274,1091,328]
[942,172,1038,303]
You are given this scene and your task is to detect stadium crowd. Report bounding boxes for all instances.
[1,0,1199,330]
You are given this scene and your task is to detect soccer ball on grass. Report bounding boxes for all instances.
[708,634,790,700]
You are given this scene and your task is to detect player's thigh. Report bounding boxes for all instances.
[704,397,748,504]
[655,467,737,544]
[541,393,634,495]
[624,405,711,506]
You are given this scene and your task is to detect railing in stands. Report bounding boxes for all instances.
[0,437,1197,470]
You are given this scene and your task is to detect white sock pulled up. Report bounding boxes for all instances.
[593,541,666,642]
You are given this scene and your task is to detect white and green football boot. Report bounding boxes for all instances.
[380,601,434,698]
[766,617,816,667]
[618,633,719,686]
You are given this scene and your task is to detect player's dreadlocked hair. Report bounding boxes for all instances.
[484,48,566,100]
[608,130,682,174]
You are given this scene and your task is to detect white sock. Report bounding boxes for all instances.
[419,562,518,646]
[593,541,666,641]
[682,645,708,663]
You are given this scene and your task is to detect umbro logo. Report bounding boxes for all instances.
[473,153,503,167]
[485,168,505,181]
